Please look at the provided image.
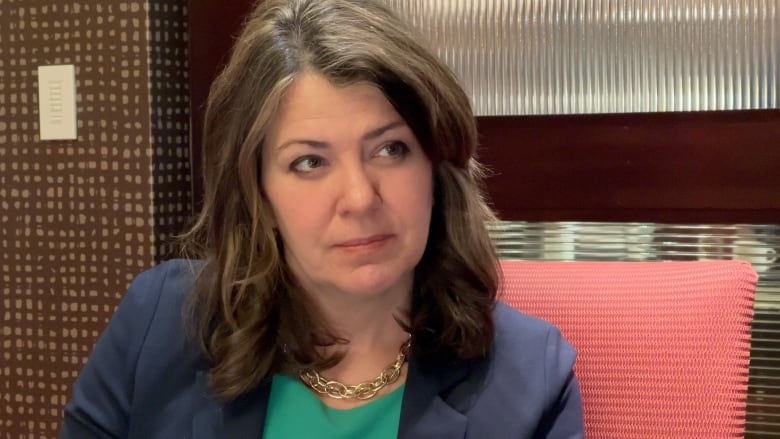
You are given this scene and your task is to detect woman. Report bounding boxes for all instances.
[60,0,583,437]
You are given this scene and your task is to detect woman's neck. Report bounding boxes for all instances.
[299,277,413,386]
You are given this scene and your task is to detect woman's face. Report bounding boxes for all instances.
[261,73,434,302]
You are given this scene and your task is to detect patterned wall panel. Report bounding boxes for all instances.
[148,1,191,261]
[0,0,190,437]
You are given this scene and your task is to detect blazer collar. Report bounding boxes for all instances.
[191,370,221,439]
[222,381,272,438]
[398,354,481,439]
[192,355,479,439]
[191,370,272,439]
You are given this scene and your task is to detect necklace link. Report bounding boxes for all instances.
[299,338,411,400]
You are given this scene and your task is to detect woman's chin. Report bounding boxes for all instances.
[335,268,413,300]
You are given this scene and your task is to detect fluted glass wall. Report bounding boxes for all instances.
[388,0,779,115]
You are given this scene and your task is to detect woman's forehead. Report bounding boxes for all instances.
[266,73,404,143]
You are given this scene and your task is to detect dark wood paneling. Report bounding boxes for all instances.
[477,110,780,223]
[188,0,256,210]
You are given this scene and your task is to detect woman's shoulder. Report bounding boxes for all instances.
[129,258,201,300]
[61,259,207,437]
[491,301,576,367]
[123,258,204,354]
[493,301,563,338]
[119,258,202,320]
[435,302,583,437]
[108,258,203,357]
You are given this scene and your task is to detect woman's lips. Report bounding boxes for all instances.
[335,234,393,250]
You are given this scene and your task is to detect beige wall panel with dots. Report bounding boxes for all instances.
[0,0,191,437]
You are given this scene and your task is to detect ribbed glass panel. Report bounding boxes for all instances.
[489,221,780,437]
[387,0,779,115]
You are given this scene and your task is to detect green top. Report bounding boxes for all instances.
[263,374,404,439]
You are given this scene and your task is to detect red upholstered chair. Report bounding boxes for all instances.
[499,260,757,438]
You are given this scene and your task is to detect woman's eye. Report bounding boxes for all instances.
[289,155,324,173]
[377,141,409,158]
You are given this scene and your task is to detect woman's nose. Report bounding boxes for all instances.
[337,164,381,216]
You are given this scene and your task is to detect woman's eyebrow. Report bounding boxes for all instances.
[276,139,328,152]
[275,120,407,152]
[361,120,406,141]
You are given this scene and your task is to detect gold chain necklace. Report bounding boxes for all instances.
[298,338,411,400]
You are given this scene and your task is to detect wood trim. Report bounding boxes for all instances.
[477,110,780,223]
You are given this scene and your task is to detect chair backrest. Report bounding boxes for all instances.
[499,260,757,438]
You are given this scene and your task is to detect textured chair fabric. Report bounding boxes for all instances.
[499,260,757,439]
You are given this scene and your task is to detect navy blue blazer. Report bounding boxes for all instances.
[60,259,584,438]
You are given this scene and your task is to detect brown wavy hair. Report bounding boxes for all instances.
[181,0,499,400]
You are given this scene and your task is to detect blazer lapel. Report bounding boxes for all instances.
[222,380,272,438]
[398,355,473,439]
[191,370,222,439]
[190,370,272,439]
